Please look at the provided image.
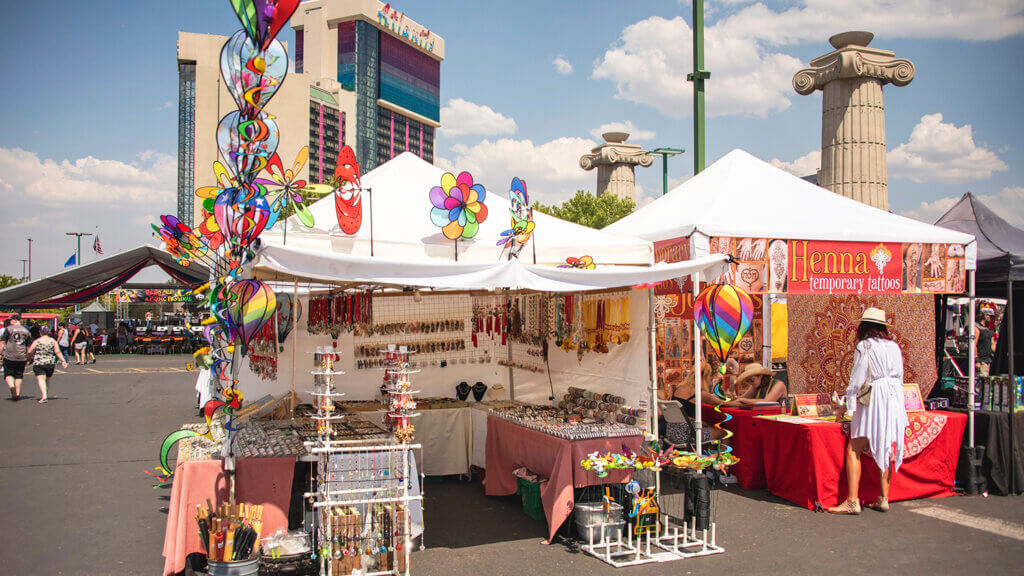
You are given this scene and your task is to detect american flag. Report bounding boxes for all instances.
[93,235,103,255]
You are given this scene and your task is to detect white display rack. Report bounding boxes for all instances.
[580,515,724,567]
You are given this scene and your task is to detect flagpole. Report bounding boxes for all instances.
[66,232,93,268]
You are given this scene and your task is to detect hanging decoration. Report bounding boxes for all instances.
[692,283,754,466]
[429,171,488,240]
[149,0,301,484]
[497,177,534,257]
[333,145,363,234]
[559,255,596,269]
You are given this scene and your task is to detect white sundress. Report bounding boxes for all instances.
[845,338,910,473]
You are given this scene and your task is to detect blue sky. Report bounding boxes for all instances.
[0,0,1022,279]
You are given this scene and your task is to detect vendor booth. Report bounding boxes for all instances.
[605,149,976,506]
[162,150,737,574]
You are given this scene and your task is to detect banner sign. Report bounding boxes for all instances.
[117,289,201,303]
[708,237,967,295]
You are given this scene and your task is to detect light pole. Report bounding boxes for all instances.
[649,147,685,195]
[27,238,32,280]
[65,232,93,267]
[17,259,27,280]
[687,0,710,174]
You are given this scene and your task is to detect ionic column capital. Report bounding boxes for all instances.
[793,48,915,95]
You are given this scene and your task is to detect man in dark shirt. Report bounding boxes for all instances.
[1,314,33,400]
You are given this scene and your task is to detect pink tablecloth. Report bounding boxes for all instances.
[162,457,294,575]
[484,416,643,543]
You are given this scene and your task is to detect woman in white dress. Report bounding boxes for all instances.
[828,307,909,515]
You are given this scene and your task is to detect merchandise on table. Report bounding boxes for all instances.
[381,346,419,443]
[488,403,642,440]
[232,421,307,459]
[559,386,648,426]
[196,502,263,564]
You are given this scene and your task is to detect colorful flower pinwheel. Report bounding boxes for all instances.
[263,147,315,227]
[559,255,596,269]
[429,171,488,240]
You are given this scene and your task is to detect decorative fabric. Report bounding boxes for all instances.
[904,411,948,459]
[787,294,936,398]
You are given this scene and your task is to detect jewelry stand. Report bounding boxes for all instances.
[304,344,424,576]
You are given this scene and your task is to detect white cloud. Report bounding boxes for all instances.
[770,149,820,177]
[717,0,1024,45]
[589,121,656,141]
[902,187,1024,228]
[888,113,1008,183]
[0,147,176,279]
[439,98,518,138]
[552,55,573,75]
[447,137,598,204]
[592,16,803,118]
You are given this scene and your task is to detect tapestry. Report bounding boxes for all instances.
[787,294,936,398]
[904,412,947,458]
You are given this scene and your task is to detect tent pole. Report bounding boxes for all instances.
[1007,274,1016,493]
[506,294,514,401]
[368,187,374,257]
[649,287,661,502]
[968,269,976,448]
[693,273,703,455]
[762,293,772,373]
[290,278,298,417]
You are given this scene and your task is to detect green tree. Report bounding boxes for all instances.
[532,190,635,229]
[0,275,22,289]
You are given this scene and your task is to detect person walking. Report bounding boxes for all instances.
[71,322,88,364]
[1,314,33,401]
[829,308,909,515]
[57,322,71,362]
[974,308,996,377]
[27,326,67,403]
[83,325,97,364]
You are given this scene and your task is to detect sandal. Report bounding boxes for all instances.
[38,398,48,404]
[827,499,861,515]
[865,497,889,512]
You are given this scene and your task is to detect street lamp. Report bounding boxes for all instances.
[17,259,27,280]
[66,232,93,267]
[649,147,685,195]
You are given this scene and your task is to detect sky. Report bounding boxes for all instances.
[0,0,1022,281]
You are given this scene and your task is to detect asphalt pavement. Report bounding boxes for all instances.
[0,354,1021,575]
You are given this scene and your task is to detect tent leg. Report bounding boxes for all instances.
[968,269,976,448]
[693,274,703,455]
[762,294,772,373]
[290,279,299,417]
[1007,275,1015,493]
[649,289,661,502]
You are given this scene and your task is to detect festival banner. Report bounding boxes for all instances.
[708,237,967,295]
[117,289,201,303]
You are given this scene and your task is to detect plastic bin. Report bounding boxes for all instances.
[576,519,626,543]
[517,477,545,521]
[206,557,259,576]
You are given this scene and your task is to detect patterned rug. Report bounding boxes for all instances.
[841,411,948,458]
[788,294,937,398]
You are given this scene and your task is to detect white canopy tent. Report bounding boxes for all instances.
[605,148,978,455]
[263,151,654,266]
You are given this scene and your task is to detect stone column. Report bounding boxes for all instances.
[579,132,653,203]
[792,31,914,210]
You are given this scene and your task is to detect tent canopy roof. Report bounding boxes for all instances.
[0,246,208,308]
[936,193,1024,282]
[79,301,109,313]
[250,244,728,292]
[605,149,975,247]
[267,152,653,266]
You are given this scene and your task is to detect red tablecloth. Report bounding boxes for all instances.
[759,411,966,510]
[719,405,784,489]
[162,458,294,575]
[485,416,643,543]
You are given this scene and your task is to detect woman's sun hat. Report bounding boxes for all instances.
[858,307,890,326]
[735,362,777,387]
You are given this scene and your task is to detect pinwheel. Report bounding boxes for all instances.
[262,147,315,227]
[692,283,754,465]
[228,0,300,51]
[497,177,535,255]
[151,388,244,486]
[227,280,278,355]
[558,255,596,269]
[429,171,488,240]
[326,146,363,234]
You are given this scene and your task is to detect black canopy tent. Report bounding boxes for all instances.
[0,246,208,308]
[936,192,1024,493]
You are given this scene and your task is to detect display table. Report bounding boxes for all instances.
[162,457,294,576]
[484,416,643,543]
[758,411,966,510]
[470,404,489,469]
[951,409,1024,495]
[364,407,472,476]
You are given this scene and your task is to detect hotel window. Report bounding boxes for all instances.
[295,29,304,73]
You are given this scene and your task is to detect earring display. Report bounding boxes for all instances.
[303,340,424,576]
[248,319,278,381]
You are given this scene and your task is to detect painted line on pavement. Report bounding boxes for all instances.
[908,506,1024,542]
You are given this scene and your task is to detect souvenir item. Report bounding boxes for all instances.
[455,382,470,401]
[497,177,534,258]
[471,381,487,401]
[333,146,362,234]
[429,171,488,240]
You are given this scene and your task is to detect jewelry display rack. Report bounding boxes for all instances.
[304,345,424,576]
